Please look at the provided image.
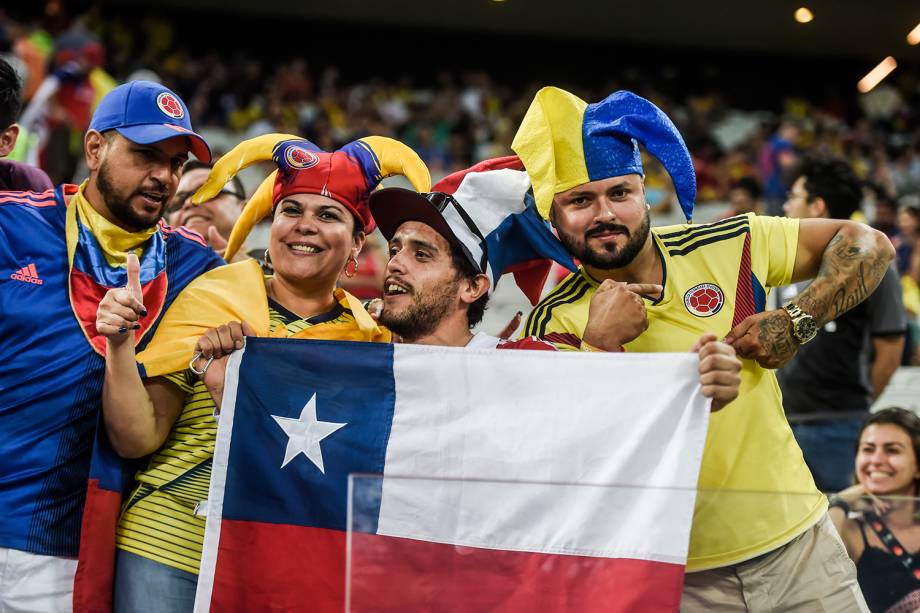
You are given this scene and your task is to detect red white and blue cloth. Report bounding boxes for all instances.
[195,338,710,612]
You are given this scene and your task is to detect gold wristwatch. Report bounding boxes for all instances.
[782,302,818,344]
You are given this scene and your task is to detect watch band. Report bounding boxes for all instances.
[783,303,806,319]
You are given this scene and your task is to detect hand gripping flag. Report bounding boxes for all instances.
[195,338,710,612]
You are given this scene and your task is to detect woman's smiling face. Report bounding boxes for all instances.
[856,423,920,497]
[268,193,362,289]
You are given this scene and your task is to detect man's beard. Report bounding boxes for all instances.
[97,159,168,231]
[556,211,651,270]
[379,278,459,342]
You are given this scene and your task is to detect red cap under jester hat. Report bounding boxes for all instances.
[192,133,431,260]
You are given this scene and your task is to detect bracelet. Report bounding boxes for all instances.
[827,495,851,515]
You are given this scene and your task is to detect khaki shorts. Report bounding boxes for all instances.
[681,514,868,612]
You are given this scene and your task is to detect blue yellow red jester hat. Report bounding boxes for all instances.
[511,87,697,222]
[193,133,431,260]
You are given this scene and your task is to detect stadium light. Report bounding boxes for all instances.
[794,7,814,23]
[908,22,920,45]
[857,57,897,93]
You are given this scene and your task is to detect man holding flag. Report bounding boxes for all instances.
[511,87,890,609]
[189,155,742,612]
[367,155,742,414]
[0,80,220,611]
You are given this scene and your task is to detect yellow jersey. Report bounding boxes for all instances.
[117,298,362,574]
[524,213,826,571]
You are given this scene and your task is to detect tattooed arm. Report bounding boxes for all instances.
[725,219,894,369]
[790,219,895,324]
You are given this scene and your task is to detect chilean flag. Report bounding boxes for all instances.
[195,338,710,612]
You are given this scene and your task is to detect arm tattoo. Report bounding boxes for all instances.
[757,310,796,363]
[795,226,890,324]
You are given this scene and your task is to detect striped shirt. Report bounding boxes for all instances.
[116,298,352,574]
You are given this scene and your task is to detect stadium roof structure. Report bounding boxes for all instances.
[117,0,920,60]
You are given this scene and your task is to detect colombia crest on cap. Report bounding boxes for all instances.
[156,92,185,119]
[284,145,320,170]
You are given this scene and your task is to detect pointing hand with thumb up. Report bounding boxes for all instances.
[96,252,148,344]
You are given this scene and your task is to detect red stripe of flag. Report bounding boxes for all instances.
[73,479,121,613]
[208,520,685,612]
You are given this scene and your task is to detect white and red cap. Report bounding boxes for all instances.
[369,156,575,305]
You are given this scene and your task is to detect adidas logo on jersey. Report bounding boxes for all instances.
[11,263,43,285]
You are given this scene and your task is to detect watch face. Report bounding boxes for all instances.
[794,317,818,343]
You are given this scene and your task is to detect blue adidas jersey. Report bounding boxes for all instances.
[0,186,224,556]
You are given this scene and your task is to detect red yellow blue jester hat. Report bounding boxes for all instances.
[512,87,697,222]
[192,133,431,259]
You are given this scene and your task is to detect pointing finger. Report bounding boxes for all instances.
[126,253,144,305]
[624,283,663,297]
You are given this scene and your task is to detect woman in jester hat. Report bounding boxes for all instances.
[93,133,429,611]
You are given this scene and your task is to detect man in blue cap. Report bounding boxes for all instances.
[513,87,891,610]
[0,80,223,611]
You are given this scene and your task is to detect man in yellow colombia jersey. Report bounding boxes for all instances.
[512,88,894,610]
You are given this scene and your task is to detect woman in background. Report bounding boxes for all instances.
[830,408,920,613]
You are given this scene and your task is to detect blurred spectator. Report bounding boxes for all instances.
[166,159,245,251]
[1,7,918,223]
[829,408,920,613]
[18,26,114,183]
[0,15,50,103]
[869,184,900,239]
[898,204,920,280]
[759,119,801,215]
[897,204,920,365]
[721,175,763,218]
[778,155,906,492]
[0,55,52,190]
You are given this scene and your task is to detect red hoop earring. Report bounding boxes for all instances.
[344,255,359,278]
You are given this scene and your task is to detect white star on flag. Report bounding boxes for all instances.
[271,394,346,473]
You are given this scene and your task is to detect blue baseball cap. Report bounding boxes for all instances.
[89,80,211,163]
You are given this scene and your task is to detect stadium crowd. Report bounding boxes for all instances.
[1,5,920,613]
[3,9,919,355]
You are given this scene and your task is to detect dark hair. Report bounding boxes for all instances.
[0,57,22,129]
[182,159,246,201]
[791,154,862,220]
[732,176,762,201]
[866,182,895,211]
[856,408,920,492]
[903,205,920,224]
[447,240,488,329]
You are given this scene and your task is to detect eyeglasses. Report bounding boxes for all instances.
[170,188,244,212]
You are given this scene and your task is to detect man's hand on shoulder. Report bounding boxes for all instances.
[724,309,797,369]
